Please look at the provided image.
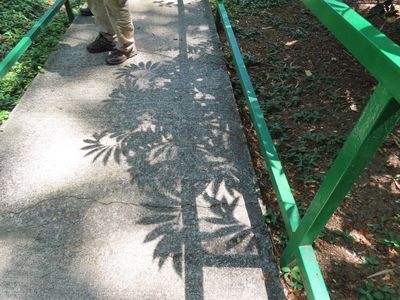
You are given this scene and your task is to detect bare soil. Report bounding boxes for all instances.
[216,1,400,299]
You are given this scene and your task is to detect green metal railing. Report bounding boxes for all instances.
[0,0,74,79]
[215,0,400,299]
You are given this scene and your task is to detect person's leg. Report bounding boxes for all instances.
[86,0,116,53]
[80,1,93,16]
[80,7,93,17]
[103,0,137,64]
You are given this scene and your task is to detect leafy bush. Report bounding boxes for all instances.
[0,0,83,124]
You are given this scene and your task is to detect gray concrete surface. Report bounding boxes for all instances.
[0,0,284,299]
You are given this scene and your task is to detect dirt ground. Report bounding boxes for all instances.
[216,0,400,299]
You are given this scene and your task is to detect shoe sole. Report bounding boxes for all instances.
[87,46,116,54]
[105,50,138,65]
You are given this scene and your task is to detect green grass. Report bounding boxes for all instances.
[0,0,84,124]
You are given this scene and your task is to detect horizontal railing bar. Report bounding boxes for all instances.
[302,0,400,102]
[216,1,301,236]
[0,0,68,79]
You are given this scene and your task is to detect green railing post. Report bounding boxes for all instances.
[296,246,329,299]
[64,0,75,23]
[281,84,400,266]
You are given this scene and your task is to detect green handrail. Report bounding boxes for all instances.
[0,0,74,79]
[215,3,330,299]
[215,0,400,299]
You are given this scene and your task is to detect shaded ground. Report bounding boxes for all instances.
[216,0,400,298]
[0,0,284,299]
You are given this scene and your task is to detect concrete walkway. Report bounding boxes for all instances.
[0,0,283,299]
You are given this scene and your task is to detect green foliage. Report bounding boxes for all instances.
[263,208,288,247]
[320,228,354,244]
[290,110,321,123]
[361,256,379,267]
[0,110,10,123]
[212,0,290,19]
[369,216,390,234]
[240,0,289,13]
[242,42,346,184]
[369,220,399,252]
[0,0,84,124]
[263,207,278,225]
[379,232,400,251]
[283,129,344,184]
[281,265,303,290]
[242,52,261,66]
[235,28,261,42]
[356,281,399,300]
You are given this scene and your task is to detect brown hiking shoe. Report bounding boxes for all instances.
[87,33,116,53]
[80,7,93,16]
[105,47,138,65]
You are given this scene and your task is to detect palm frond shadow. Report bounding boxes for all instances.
[139,204,184,275]
[153,0,178,8]
[197,180,260,253]
[80,9,283,293]
[134,177,260,276]
[81,58,261,268]
[82,131,132,165]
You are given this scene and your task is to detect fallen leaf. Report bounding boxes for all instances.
[349,230,372,246]
[387,155,400,168]
[305,70,313,77]
[386,16,397,23]
[393,178,400,190]
[350,103,358,111]
[383,272,393,282]
[367,269,394,279]
[389,248,399,257]
[285,40,298,46]
[262,274,270,282]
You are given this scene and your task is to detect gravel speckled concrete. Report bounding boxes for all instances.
[0,0,284,299]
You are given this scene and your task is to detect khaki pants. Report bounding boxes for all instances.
[87,0,135,51]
